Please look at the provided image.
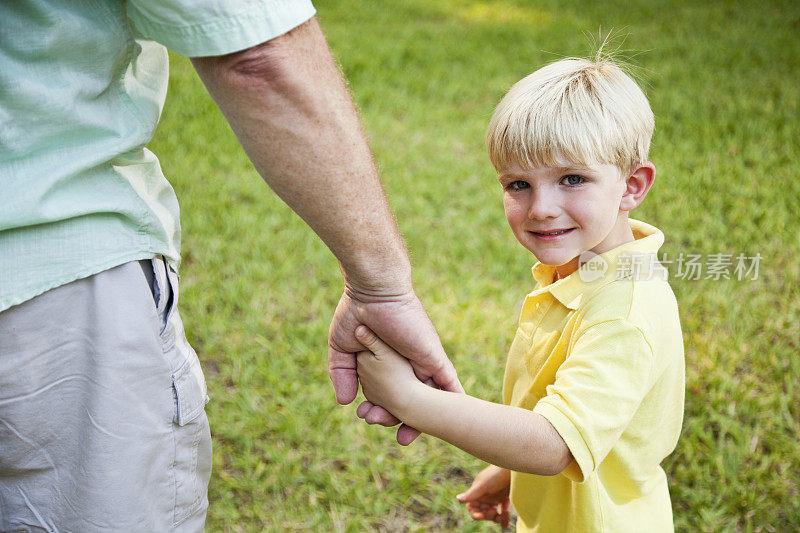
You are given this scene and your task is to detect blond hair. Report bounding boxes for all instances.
[486,57,654,174]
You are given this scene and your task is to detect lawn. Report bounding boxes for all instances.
[149,0,800,530]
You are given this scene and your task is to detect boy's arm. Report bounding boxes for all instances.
[355,327,573,476]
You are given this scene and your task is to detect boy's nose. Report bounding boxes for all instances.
[527,192,561,220]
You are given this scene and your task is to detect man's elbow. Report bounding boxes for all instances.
[221,40,291,81]
[192,40,289,90]
[191,17,319,91]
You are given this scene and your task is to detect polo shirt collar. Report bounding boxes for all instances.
[530,219,665,310]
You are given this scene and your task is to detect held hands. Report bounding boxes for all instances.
[354,326,425,419]
[328,289,462,444]
[456,465,512,528]
[358,329,513,529]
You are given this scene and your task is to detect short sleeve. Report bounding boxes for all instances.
[533,319,655,483]
[126,0,316,57]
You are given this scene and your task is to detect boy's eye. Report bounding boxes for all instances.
[507,180,530,191]
[562,174,584,186]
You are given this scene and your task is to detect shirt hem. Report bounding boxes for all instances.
[0,251,161,313]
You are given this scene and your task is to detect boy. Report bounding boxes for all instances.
[355,55,684,532]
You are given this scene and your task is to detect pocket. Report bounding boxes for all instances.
[171,350,212,526]
[172,347,209,426]
[154,261,211,526]
[159,260,209,422]
[172,365,212,526]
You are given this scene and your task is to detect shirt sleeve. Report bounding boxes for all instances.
[533,318,655,483]
[126,0,316,57]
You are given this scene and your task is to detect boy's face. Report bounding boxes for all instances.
[498,160,636,279]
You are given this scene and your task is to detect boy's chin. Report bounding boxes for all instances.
[535,254,579,268]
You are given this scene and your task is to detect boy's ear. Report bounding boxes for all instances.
[620,162,656,212]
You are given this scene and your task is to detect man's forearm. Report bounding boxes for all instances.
[398,387,572,476]
[191,18,410,295]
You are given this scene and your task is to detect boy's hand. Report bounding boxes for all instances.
[456,465,512,528]
[355,326,424,418]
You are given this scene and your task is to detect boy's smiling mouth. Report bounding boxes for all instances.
[530,228,575,237]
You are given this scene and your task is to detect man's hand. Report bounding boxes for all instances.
[456,465,512,528]
[329,288,462,445]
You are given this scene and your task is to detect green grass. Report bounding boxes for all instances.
[149,1,800,530]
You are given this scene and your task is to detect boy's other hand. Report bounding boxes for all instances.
[328,289,463,444]
[456,465,512,528]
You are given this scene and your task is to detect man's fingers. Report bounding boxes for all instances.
[396,423,420,446]
[328,346,358,405]
[431,359,465,394]
[358,403,419,447]
[356,400,373,419]
[363,404,400,426]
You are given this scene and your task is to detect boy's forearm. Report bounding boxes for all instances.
[397,387,572,476]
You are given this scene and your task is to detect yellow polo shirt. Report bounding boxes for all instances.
[503,219,685,532]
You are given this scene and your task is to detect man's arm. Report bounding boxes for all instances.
[356,327,573,474]
[190,17,406,295]
[190,17,462,442]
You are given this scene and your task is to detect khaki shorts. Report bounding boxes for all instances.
[0,257,211,532]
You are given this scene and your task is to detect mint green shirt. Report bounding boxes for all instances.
[0,0,315,312]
